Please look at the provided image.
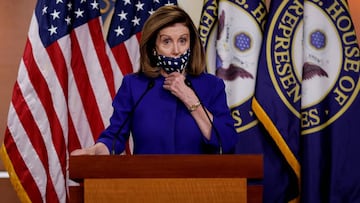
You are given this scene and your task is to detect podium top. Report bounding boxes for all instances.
[69,154,263,181]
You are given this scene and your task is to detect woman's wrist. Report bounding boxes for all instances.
[188,101,201,112]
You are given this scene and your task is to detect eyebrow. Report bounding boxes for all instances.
[158,33,189,38]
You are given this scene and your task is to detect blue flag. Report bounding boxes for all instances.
[215,0,266,135]
[254,0,360,202]
[252,0,303,202]
[199,1,300,202]
[301,0,360,202]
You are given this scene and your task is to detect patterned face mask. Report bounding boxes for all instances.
[155,48,190,74]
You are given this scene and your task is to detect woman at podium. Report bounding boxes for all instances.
[71,5,237,156]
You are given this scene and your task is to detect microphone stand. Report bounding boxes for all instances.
[185,79,223,155]
[111,80,155,155]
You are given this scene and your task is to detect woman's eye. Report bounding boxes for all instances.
[179,38,187,44]
[161,39,171,45]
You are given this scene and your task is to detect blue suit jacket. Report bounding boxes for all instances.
[97,72,238,154]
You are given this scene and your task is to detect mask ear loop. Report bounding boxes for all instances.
[183,48,190,74]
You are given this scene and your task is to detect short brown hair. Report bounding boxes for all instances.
[139,5,206,78]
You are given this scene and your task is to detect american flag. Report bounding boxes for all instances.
[0,0,115,202]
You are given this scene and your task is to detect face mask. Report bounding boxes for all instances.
[156,49,190,74]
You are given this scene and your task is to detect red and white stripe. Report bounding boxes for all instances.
[2,11,120,202]
[109,32,141,76]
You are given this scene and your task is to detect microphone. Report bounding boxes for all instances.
[184,79,223,154]
[111,79,155,155]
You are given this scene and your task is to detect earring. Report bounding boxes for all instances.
[153,49,157,56]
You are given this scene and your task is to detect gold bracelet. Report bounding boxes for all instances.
[188,101,201,112]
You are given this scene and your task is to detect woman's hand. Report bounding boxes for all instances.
[162,72,198,107]
[70,142,110,156]
[162,71,213,140]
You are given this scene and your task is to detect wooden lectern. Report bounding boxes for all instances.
[69,155,263,203]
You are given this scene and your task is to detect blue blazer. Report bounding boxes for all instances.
[97,72,238,154]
